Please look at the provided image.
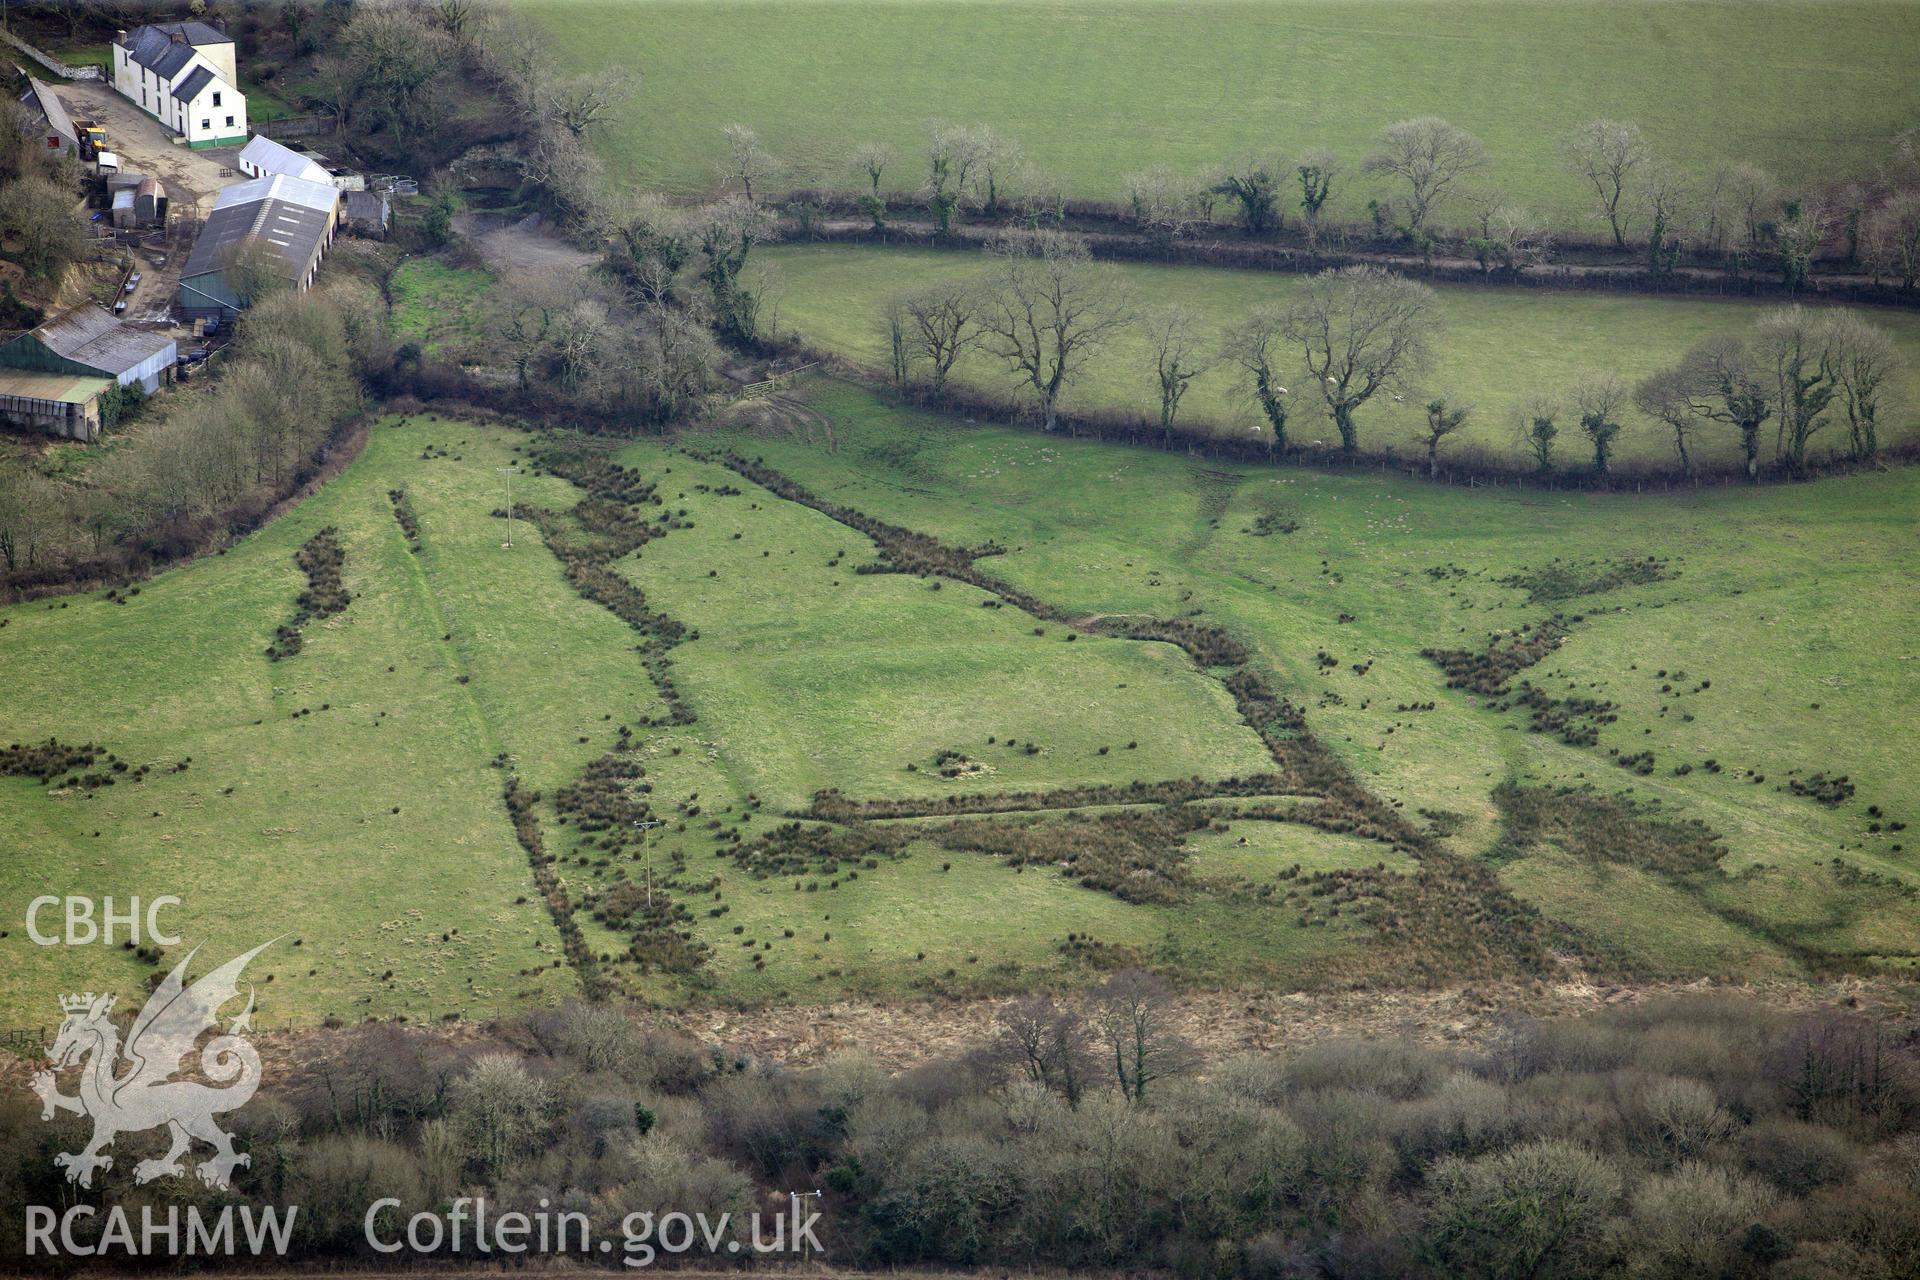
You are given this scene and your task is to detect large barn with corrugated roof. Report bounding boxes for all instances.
[178,174,341,322]
[0,306,177,394]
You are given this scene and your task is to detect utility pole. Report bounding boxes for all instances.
[497,466,520,549]
[632,818,666,905]
[788,1189,823,1266]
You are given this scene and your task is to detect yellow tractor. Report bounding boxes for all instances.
[76,122,108,159]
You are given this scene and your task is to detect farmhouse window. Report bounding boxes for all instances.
[213,91,222,106]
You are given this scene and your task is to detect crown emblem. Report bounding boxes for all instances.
[59,993,98,1014]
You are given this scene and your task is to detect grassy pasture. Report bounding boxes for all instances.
[5,386,1916,1020]
[520,0,1920,225]
[388,259,496,356]
[691,380,1920,979]
[0,421,587,1026]
[760,243,1920,467]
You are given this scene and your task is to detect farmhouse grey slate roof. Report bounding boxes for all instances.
[124,22,232,75]
[171,65,215,103]
[32,307,175,377]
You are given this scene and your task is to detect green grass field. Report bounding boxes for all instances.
[5,384,1915,1021]
[761,243,1920,467]
[388,259,496,356]
[521,0,1920,226]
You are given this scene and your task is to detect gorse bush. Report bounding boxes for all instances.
[265,529,349,661]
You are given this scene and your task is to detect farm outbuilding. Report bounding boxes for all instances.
[343,191,390,237]
[177,173,340,322]
[0,370,112,440]
[236,134,332,185]
[0,305,178,395]
[16,77,79,158]
[136,176,166,225]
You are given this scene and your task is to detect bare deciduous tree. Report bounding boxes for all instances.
[1864,191,1920,289]
[851,142,894,196]
[924,119,989,234]
[1220,305,1293,454]
[1776,198,1828,291]
[0,174,83,283]
[902,279,982,398]
[1279,266,1440,453]
[1673,335,1774,481]
[1640,163,1690,277]
[1723,162,1781,260]
[606,194,691,309]
[970,126,1022,217]
[1010,164,1068,230]
[1754,305,1842,474]
[721,124,777,202]
[1826,310,1900,460]
[1296,147,1342,245]
[1143,305,1210,446]
[544,68,639,139]
[851,142,895,229]
[1633,366,1705,480]
[1123,166,1199,245]
[996,994,1093,1107]
[1363,117,1488,238]
[1462,188,1552,274]
[1563,120,1649,248]
[1091,970,1194,1103]
[978,232,1130,432]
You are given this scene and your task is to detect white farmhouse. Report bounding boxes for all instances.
[110,21,247,149]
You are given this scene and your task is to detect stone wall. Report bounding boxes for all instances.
[0,29,104,82]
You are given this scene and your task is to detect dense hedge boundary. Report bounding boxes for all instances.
[777,192,1920,309]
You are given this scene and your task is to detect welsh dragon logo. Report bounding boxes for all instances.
[31,941,274,1190]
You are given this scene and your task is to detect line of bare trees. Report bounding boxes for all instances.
[873,248,1902,478]
[1531,306,1902,481]
[763,115,1920,292]
[877,254,1441,455]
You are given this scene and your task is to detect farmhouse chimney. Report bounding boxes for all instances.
[169,30,186,44]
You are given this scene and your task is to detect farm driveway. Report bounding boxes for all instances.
[53,79,236,217]
[456,211,596,275]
